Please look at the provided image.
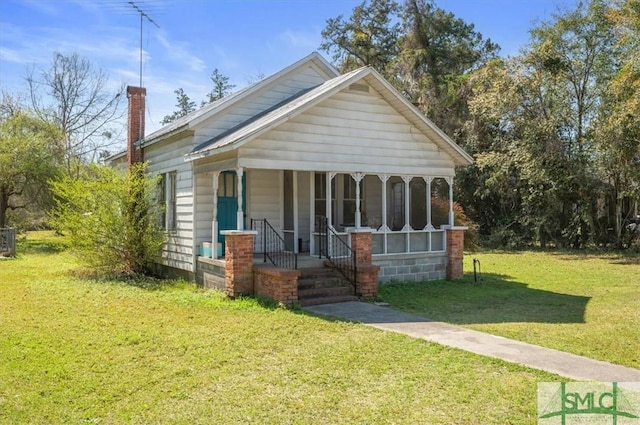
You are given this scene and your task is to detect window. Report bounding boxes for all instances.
[158,171,177,231]
[168,171,177,231]
[219,171,236,197]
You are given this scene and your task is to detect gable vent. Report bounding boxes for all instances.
[349,83,370,93]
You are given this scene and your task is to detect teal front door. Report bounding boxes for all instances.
[217,171,246,253]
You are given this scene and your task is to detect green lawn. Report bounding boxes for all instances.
[0,232,559,424]
[378,250,640,369]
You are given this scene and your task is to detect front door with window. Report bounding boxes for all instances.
[217,171,245,253]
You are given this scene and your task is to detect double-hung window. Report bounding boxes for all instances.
[158,171,177,231]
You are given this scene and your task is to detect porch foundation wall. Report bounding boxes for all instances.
[374,253,447,283]
[196,257,225,290]
[254,265,300,306]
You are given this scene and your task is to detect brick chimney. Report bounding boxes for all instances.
[127,86,146,168]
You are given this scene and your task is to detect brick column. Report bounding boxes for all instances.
[350,228,372,265]
[221,230,256,297]
[349,228,379,300]
[445,226,467,280]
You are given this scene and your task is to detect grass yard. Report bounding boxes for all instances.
[378,250,640,369]
[0,232,560,424]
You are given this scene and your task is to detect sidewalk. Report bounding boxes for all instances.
[304,301,640,382]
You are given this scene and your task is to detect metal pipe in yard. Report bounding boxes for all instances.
[473,258,481,283]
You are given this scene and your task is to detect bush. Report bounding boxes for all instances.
[50,163,165,276]
[431,197,480,251]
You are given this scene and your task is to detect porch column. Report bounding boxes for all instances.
[349,228,380,300]
[379,174,389,254]
[445,226,467,280]
[379,175,389,231]
[221,230,256,296]
[212,171,220,259]
[327,172,335,228]
[236,167,244,230]
[424,176,434,230]
[351,172,363,228]
[447,176,455,226]
[402,175,411,232]
[293,170,299,254]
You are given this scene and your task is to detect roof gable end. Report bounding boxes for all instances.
[186,66,473,167]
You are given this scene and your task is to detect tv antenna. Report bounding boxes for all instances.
[128,1,159,88]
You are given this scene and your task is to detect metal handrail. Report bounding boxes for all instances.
[251,218,297,270]
[315,216,357,294]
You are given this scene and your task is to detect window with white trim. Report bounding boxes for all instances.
[158,171,177,231]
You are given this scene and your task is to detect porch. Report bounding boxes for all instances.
[194,167,458,263]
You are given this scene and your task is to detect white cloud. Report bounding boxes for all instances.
[155,31,206,73]
[276,28,321,50]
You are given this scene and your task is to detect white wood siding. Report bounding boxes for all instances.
[192,65,328,147]
[247,169,281,229]
[239,88,457,177]
[194,173,214,252]
[145,137,195,273]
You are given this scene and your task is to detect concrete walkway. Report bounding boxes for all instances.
[304,301,640,382]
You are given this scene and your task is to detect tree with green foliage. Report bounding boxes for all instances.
[163,68,236,125]
[161,88,196,125]
[595,0,640,247]
[320,0,401,77]
[50,163,165,275]
[396,0,499,137]
[203,68,236,105]
[0,105,63,228]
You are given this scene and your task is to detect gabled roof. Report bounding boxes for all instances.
[141,52,339,148]
[108,52,339,162]
[185,66,474,166]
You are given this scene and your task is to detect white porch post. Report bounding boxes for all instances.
[379,174,389,254]
[351,172,363,228]
[424,176,434,230]
[212,171,220,259]
[402,175,411,232]
[327,172,335,228]
[293,170,299,254]
[236,167,244,230]
[447,176,455,226]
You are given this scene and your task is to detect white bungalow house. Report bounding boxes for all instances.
[113,52,473,304]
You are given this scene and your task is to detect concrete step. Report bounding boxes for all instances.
[298,276,345,290]
[298,267,340,279]
[298,285,355,299]
[298,295,360,307]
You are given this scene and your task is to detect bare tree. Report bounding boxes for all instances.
[26,52,125,176]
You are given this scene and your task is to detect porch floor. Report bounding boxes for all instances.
[252,253,325,269]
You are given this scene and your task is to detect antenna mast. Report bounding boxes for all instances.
[128,1,159,88]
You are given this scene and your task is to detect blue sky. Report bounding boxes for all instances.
[1,0,577,137]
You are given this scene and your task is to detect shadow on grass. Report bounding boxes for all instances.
[549,251,640,266]
[17,235,69,255]
[378,272,590,325]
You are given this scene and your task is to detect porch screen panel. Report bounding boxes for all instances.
[409,177,427,230]
[343,175,357,227]
[431,178,449,229]
[363,175,382,229]
[387,177,405,231]
[314,172,336,225]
